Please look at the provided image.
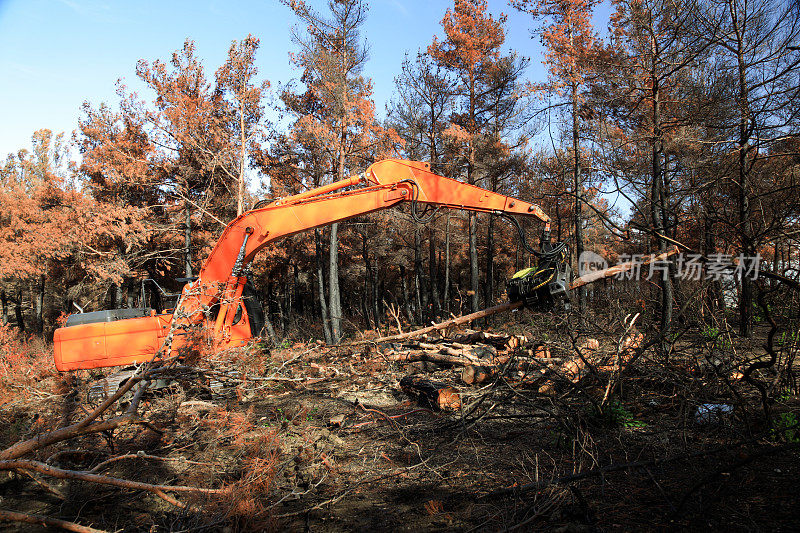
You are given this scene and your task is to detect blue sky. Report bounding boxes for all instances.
[0,0,608,160]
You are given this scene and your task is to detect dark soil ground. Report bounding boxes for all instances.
[1,312,799,532]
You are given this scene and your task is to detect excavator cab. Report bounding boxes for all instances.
[53,276,266,371]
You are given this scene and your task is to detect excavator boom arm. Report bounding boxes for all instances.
[54,159,551,371]
[196,159,548,294]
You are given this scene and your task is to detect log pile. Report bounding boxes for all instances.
[364,248,674,410]
[387,327,645,409]
[384,330,564,409]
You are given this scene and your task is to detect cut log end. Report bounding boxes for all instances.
[399,375,461,411]
[461,365,497,385]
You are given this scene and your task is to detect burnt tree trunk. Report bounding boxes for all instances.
[361,289,372,330]
[703,216,727,314]
[444,212,451,314]
[485,213,495,309]
[315,228,333,344]
[361,230,380,329]
[35,275,45,335]
[1,290,7,326]
[428,226,440,320]
[276,282,286,334]
[184,199,193,278]
[293,263,302,316]
[414,228,424,323]
[126,278,136,308]
[571,79,585,322]
[400,265,414,324]
[14,291,25,332]
[469,212,479,313]
[328,223,342,343]
[650,68,673,349]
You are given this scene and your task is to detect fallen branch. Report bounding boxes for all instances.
[0,375,150,461]
[89,452,216,473]
[351,408,435,428]
[0,509,108,533]
[0,459,222,505]
[365,302,523,344]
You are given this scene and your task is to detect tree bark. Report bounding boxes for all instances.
[444,211,451,314]
[650,69,673,349]
[184,199,193,278]
[315,228,333,344]
[1,290,7,326]
[485,212,495,308]
[428,226,440,320]
[571,79,585,321]
[414,228,424,323]
[328,222,342,343]
[36,274,45,334]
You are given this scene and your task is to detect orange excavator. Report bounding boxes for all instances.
[54,159,570,371]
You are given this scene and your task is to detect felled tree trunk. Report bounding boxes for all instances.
[400,375,460,410]
[461,358,562,385]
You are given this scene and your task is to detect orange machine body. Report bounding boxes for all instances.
[53,305,256,372]
[54,159,550,371]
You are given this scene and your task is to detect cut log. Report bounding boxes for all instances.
[461,358,562,385]
[439,344,497,359]
[385,351,476,366]
[461,365,498,385]
[399,375,461,410]
[537,336,648,395]
[452,331,526,352]
[533,344,552,358]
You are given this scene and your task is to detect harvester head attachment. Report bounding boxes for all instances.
[507,242,571,311]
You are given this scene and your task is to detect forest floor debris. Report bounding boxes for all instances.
[1,310,799,532]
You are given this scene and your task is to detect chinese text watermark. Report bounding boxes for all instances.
[578,251,761,281]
